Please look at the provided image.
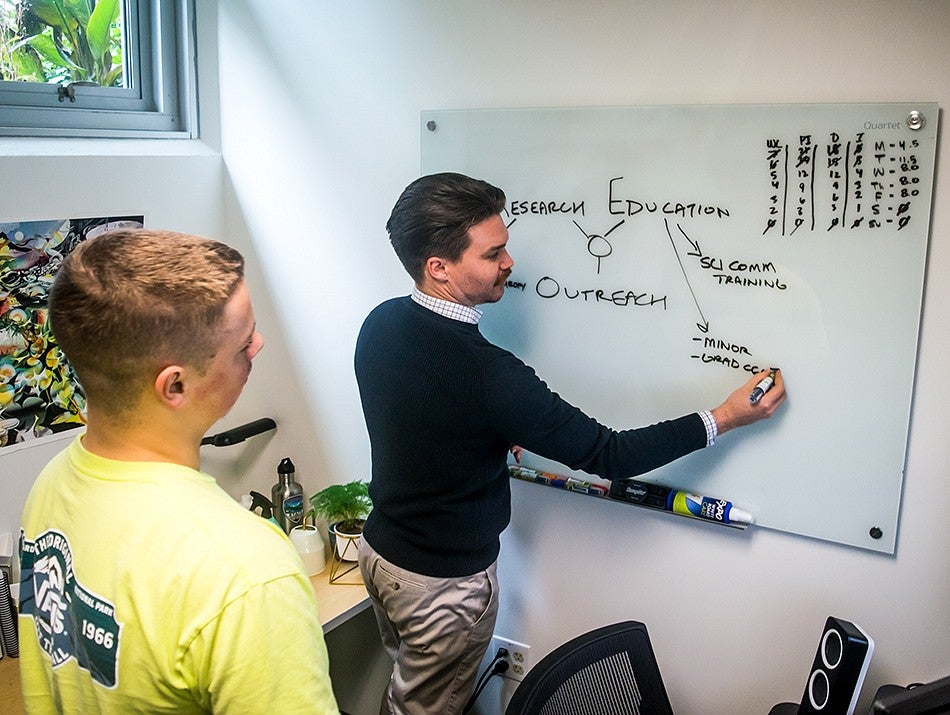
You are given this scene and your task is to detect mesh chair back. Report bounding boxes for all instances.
[505,621,673,715]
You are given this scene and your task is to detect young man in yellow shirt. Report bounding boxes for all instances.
[18,229,338,713]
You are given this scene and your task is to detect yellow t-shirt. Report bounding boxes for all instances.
[18,437,339,714]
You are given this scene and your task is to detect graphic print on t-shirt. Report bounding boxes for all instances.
[19,529,122,688]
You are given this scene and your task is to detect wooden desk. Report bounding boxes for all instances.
[0,655,23,715]
[0,556,370,713]
[310,555,372,632]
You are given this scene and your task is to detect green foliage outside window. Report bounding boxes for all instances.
[0,0,124,87]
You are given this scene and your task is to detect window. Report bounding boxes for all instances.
[0,0,195,138]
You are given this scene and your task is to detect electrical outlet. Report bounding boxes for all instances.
[491,635,532,681]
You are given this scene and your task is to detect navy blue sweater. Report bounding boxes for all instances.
[355,297,706,577]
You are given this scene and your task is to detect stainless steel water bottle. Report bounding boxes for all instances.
[270,457,304,533]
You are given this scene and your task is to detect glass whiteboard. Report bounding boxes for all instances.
[421,103,938,553]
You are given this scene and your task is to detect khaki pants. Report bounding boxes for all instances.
[358,536,499,715]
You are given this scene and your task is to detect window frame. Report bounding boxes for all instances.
[0,0,197,139]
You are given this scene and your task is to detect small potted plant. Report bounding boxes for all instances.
[307,480,372,562]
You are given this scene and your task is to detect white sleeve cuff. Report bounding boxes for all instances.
[699,410,718,447]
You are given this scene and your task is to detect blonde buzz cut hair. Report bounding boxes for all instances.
[49,229,246,415]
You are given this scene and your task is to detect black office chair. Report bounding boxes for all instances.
[505,621,674,715]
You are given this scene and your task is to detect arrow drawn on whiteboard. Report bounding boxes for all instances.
[665,218,709,333]
[677,222,703,258]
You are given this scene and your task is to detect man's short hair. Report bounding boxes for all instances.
[386,173,506,283]
[49,229,245,415]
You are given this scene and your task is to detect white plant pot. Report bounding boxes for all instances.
[330,523,363,562]
[289,524,326,576]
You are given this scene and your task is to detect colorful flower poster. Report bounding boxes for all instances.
[0,216,144,451]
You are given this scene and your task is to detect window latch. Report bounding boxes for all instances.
[57,81,99,103]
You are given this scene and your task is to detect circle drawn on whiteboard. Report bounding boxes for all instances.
[572,219,625,275]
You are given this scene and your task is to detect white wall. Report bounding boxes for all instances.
[0,4,332,546]
[217,2,950,713]
[0,147,329,496]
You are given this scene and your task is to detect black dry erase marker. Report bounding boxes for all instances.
[749,369,777,404]
[608,479,671,509]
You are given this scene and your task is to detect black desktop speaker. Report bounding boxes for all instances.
[797,617,874,715]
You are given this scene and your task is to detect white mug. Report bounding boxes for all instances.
[289,525,326,576]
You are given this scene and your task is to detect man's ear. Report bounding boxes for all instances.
[425,256,451,283]
[155,365,187,408]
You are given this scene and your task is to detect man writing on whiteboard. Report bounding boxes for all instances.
[355,172,786,714]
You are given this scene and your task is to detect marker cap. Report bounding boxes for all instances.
[727,506,754,525]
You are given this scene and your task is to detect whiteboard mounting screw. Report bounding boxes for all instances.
[869,526,883,539]
[426,120,438,132]
[906,111,925,131]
